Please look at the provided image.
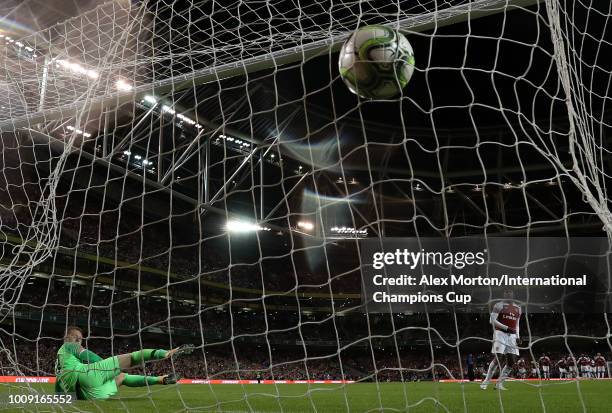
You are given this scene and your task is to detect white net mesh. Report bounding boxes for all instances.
[0,0,611,411]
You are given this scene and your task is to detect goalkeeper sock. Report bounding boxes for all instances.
[483,360,497,383]
[130,349,168,365]
[122,374,161,387]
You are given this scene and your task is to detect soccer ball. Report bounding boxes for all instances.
[338,25,415,99]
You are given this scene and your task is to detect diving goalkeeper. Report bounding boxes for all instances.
[55,326,194,400]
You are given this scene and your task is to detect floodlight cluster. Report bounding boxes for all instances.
[297,221,314,231]
[66,125,92,138]
[219,134,251,148]
[329,226,368,237]
[142,95,202,130]
[54,58,99,79]
[226,220,272,233]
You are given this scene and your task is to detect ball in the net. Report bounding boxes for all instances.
[338,25,415,99]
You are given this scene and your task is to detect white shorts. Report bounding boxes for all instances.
[519,368,527,375]
[569,366,577,372]
[596,366,605,373]
[580,366,589,372]
[491,330,519,355]
[559,368,567,374]
[542,366,550,372]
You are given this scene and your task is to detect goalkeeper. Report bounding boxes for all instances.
[55,326,194,400]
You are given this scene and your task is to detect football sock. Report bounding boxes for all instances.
[483,360,498,383]
[130,349,168,365]
[497,365,511,385]
[122,374,161,387]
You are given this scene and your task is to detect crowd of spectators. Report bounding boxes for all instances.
[2,338,608,382]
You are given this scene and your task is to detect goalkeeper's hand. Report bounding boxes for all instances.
[506,327,517,335]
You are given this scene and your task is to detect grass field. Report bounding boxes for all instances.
[1,381,611,413]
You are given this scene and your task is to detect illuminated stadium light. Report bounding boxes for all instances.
[329,226,368,238]
[123,150,131,156]
[66,125,92,138]
[297,221,314,231]
[142,160,153,165]
[55,59,99,79]
[15,41,23,47]
[177,113,196,125]
[134,155,142,160]
[161,105,176,115]
[143,95,157,104]
[225,220,271,233]
[115,79,133,91]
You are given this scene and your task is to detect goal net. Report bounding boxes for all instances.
[0,0,611,411]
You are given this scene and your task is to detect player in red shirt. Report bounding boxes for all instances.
[566,355,577,378]
[594,353,607,379]
[538,354,551,380]
[578,354,591,378]
[556,357,567,379]
[480,288,521,391]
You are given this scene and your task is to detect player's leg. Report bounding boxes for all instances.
[481,331,504,389]
[121,373,181,387]
[116,344,195,370]
[495,353,516,390]
[481,354,501,389]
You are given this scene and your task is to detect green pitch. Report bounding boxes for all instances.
[1,381,611,413]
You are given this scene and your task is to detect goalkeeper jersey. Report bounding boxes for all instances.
[55,342,87,393]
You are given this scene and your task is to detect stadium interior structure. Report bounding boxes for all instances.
[0,0,611,390]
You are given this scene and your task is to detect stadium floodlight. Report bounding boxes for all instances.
[329,226,368,238]
[66,125,92,137]
[225,220,270,233]
[161,105,175,115]
[297,221,314,231]
[115,79,133,91]
[143,95,157,105]
[123,150,131,156]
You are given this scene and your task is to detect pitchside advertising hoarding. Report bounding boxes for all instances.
[359,237,612,313]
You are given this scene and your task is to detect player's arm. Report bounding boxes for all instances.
[489,303,514,333]
[78,348,103,363]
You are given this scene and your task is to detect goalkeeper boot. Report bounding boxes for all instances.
[162,374,181,385]
[479,382,488,390]
[166,344,195,358]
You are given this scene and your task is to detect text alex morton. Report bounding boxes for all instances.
[370,249,588,304]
